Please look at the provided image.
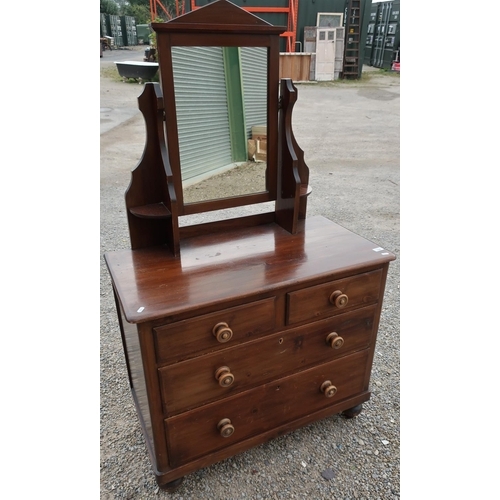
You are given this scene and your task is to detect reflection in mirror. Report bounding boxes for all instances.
[183,160,266,204]
[171,46,268,204]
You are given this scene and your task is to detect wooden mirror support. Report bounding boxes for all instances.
[105,0,395,491]
[124,0,310,256]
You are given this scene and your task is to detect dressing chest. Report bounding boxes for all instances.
[104,0,395,491]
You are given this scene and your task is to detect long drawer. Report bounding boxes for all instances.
[286,269,383,325]
[165,349,370,466]
[159,305,376,415]
[154,297,276,365]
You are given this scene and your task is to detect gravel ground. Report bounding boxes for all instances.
[100,50,400,499]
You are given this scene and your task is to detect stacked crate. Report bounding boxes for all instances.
[100,13,108,38]
[108,14,123,48]
[121,16,138,46]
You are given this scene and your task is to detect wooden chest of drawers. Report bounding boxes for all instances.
[104,215,395,489]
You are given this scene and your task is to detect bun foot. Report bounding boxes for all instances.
[342,404,363,419]
[158,476,184,492]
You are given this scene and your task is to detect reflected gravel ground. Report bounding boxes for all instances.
[101,66,400,499]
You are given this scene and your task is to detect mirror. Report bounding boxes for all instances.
[124,2,306,256]
[152,0,284,220]
[171,46,268,204]
[124,2,308,255]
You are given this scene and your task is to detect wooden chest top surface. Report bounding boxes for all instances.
[104,216,395,323]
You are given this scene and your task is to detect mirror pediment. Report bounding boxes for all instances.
[154,0,281,33]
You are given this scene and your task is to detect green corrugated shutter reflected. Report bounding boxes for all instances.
[172,46,232,182]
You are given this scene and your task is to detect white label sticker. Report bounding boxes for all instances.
[137,307,145,313]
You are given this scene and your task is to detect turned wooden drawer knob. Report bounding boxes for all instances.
[329,290,349,308]
[217,418,235,438]
[215,366,235,387]
[326,332,344,349]
[320,380,338,398]
[213,322,233,343]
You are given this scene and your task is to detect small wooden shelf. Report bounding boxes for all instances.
[129,203,172,219]
[300,184,312,197]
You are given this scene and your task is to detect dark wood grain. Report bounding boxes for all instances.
[165,349,369,467]
[154,297,277,365]
[125,83,180,255]
[155,391,371,486]
[286,269,382,325]
[129,203,172,219]
[104,216,395,324]
[159,306,377,415]
[276,78,303,234]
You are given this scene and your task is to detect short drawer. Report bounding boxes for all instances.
[286,269,383,325]
[165,349,370,466]
[159,305,377,415]
[154,297,276,365]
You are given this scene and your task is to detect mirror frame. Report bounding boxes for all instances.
[152,0,286,216]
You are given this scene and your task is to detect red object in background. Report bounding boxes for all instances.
[150,0,300,53]
[392,61,400,72]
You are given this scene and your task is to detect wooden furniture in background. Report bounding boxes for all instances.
[279,52,312,81]
[104,0,395,491]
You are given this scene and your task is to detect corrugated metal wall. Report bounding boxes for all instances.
[364,0,400,69]
[171,46,269,183]
[172,46,232,182]
[240,47,268,139]
[296,0,350,49]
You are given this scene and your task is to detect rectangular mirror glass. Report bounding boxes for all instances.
[171,46,268,204]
